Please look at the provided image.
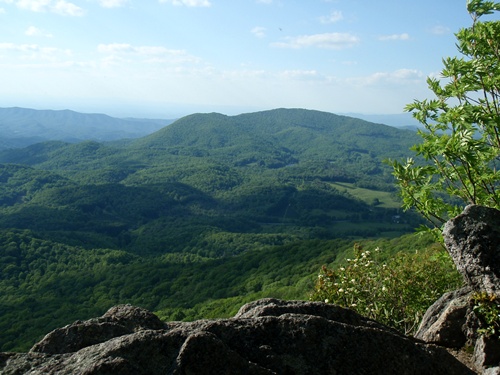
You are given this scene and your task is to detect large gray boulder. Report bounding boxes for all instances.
[30,304,167,354]
[443,204,500,295]
[415,287,472,348]
[416,205,500,374]
[0,299,474,375]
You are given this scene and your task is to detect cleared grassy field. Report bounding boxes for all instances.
[330,182,401,209]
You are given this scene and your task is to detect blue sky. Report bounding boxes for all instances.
[0,0,493,118]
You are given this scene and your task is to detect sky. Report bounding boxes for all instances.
[0,0,496,119]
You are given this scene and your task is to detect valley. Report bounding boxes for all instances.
[0,107,424,351]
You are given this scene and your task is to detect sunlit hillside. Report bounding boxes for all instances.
[0,108,424,351]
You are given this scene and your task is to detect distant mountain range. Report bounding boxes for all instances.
[0,107,174,150]
[0,108,420,173]
[339,112,421,130]
[0,106,421,151]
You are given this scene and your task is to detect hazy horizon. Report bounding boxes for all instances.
[0,104,421,128]
[1,1,496,119]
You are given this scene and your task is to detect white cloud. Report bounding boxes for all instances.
[273,33,360,50]
[349,69,424,86]
[98,43,134,53]
[279,69,321,80]
[159,0,211,7]
[0,42,32,51]
[319,10,343,24]
[16,0,50,12]
[342,60,358,66]
[378,33,409,41]
[97,43,179,55]
[430,25,450,35]
[0,42,72,63]
[25,26,53,37]
[221,69,268,80]
[97,43,201,66]
[251,26,266,38]
[53,0,84,15]
[0,7,5,12]
[15,0,85,15]
[98,0,128,8]
[390,68,423,80]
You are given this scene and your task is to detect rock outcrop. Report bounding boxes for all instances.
[443,204,500,295]
[416,205,500,374]
[0,299,473,375]
[415,286,472,348]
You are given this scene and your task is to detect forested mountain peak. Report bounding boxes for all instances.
[0,107,420,174]
[132,108,418,160]
[140,108,406,139]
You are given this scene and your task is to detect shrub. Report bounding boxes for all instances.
[472,292,500,339]
[310,242,463,335]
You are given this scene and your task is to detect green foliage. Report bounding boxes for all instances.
[0,227,351,351]
[391,1,500,226]
[0,109,423,351]
[310,241,463,335]
[472,292,500,338]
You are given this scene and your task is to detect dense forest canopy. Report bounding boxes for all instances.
[0,108,425,351]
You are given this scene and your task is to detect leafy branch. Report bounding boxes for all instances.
[391,0,500,227]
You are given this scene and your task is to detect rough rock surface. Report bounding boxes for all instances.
[31,304,167,355]
[415,287,472,348]
[443,204,500,295]
[474,336,500,371]
[0,299,474,375]
[416,205,500,374]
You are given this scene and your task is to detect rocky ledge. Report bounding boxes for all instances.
[415,205,500,374]
[0,298,473,375]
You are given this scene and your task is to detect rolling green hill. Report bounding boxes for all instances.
[0,106,172,149]
[0,108,425,351]
[0,108,419,187]
[133,108,416,163]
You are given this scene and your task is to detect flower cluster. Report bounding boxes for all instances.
[310,243,462,335]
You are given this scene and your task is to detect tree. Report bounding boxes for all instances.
[391,0,500,228]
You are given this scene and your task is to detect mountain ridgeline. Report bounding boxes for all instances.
[0,106,172,149]
[134,109,415,161]
[0,108,423,352]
